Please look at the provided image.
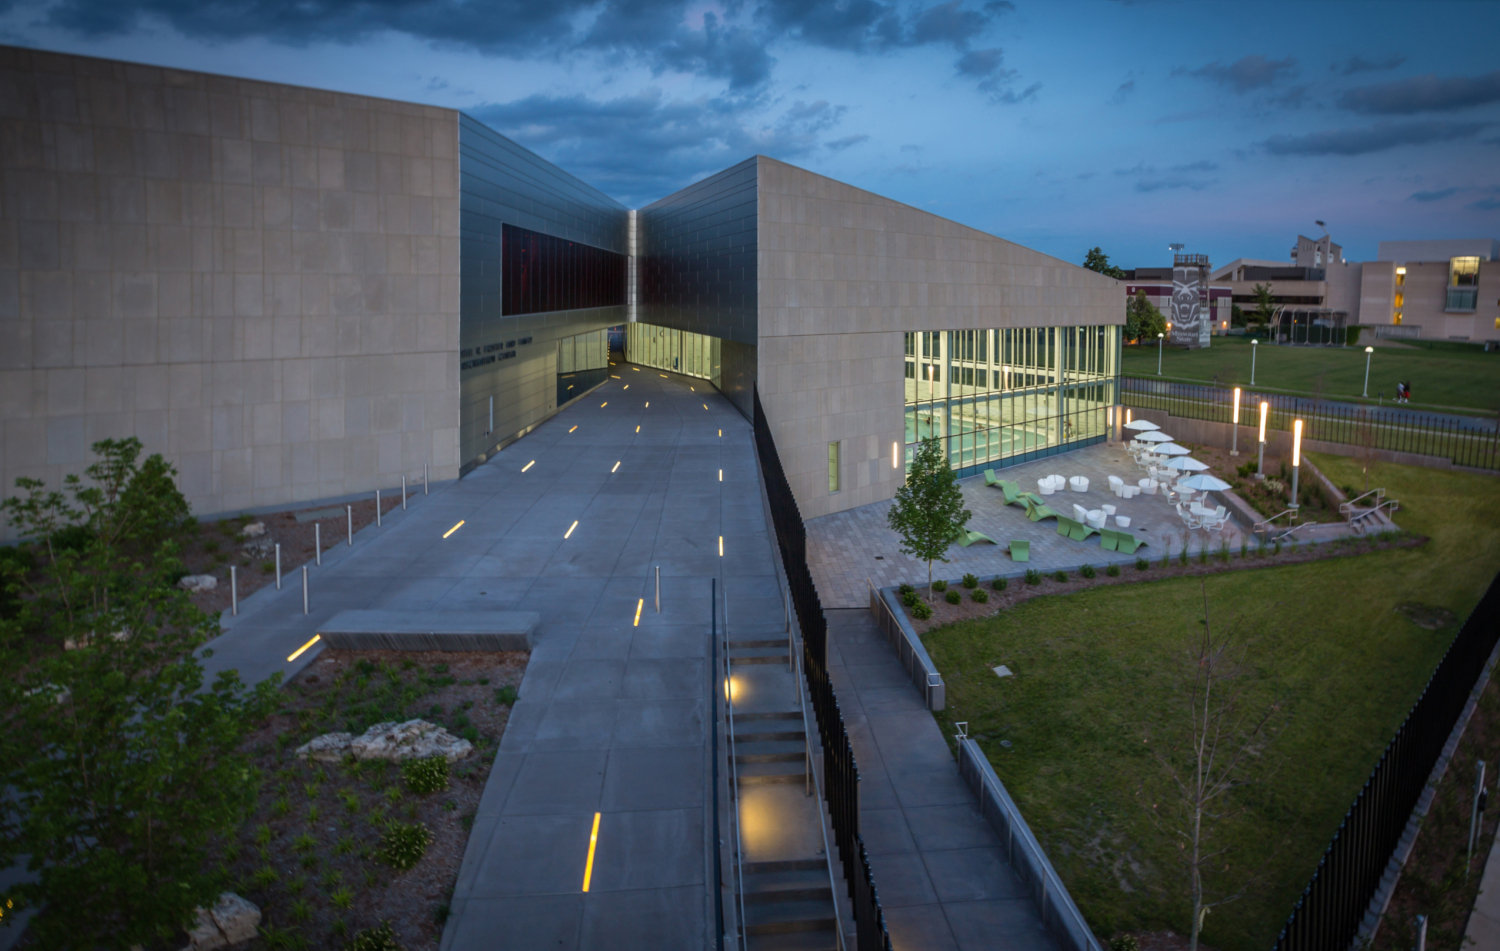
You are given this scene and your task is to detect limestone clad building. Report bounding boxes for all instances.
[0,46,1123,528]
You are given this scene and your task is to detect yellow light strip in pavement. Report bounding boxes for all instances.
[719,469,723,482]
[443,520,465,538]
[645,402,649,408]
[569,426,578,433]
[690,386,694,392]
[600,402,608,408]
[636,425,640,433]
[623,384,629,390]
[581,811,601,891]
[287,634,321,663]
[632,367,640,371]
[522,460,535,471]
[633,599,643,627]
[718,429,722,437]
[611,375,620,379]
[565,520,579,539]
[611,461,620,473]
[703,404,708,410]
[719,535,724,557]
[660,374,667,378]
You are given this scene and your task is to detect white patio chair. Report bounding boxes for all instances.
[1086,509,1106,529]
[1108,475,1125,497]
[1072,503,1089,522]
[1069,476,1089,493]
[1115,515,1131,528]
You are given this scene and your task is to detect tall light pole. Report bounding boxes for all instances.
[1362,345,1374,398]
[1157,332,1165,375]
[1290,419,1304,512]
[1250,338,1258,385]
[1257,401,1268,479]
[1231,387,1241,456]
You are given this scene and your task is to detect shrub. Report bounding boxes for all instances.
[346,922,402,951]
[992,576,1008,591]
[911,601,933,620]
[203,540,219,554]
[931,579,948,592]
[1135,557,1149,571]
[898,583,915,596]
[260,561,276,575]
[378,822,432,871]
[401,757,450,795]
[1179,547,1189,566]
[1110,937,1140,951]
[1024,569,1041,586]
[901,591,920,608]
[493,685,519,707]
[944,589,961,605]
[1080,564,1096,579]
[960,573,978,589]
[970,588,988,604]
[1106,564,1120,577]
[1051,570,1068,583]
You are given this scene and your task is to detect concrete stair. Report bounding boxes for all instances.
[742,860,839,951]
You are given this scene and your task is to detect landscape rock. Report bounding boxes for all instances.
[241,537,274,557]
[178,574,217,592]
[350,719,474,762]
[240,522,266,538]
[180,892,260,951]
[23,682,70,704]
[294,732,353,762]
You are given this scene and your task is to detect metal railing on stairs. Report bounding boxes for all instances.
[753,386,894,951]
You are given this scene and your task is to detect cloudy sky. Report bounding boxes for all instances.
[5,0,1499,269]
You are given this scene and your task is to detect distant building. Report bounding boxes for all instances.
[1121,256,1231,347]
[1212,235,1499,344]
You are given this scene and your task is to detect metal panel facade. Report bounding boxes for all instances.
[456,115,629,470]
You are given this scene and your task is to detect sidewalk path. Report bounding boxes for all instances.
[826,608,1059,951]
[200,366,787,950]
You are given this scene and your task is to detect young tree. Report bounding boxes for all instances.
[1126,289,1167,344]
[0,438,279,950]
[887,437,971,598]
[1149,583,1281,951]
[1082,246,1127,279]
[1252,282,1277,329]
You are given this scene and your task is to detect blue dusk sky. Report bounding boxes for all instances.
[5,0,1499,270]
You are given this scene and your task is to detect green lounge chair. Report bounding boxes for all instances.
[1113,530,1145,554]
[1018,491,1045,506]
[953,530,997,547]
[1100,529,1120,552]
[983,469,1001,487]
[1068,520,1099,542]
[999,481,1026,506]
[1024,499,1059,522]
[1009,540,1029,562]
[1055,515,1076,537]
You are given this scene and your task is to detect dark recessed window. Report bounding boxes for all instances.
[502,224,626,316]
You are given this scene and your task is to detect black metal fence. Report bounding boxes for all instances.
[1274,570,1500,949]
[1121,378,1500,471]
[753,386,894,951]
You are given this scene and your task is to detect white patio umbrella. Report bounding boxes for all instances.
[1176,473,1232,492]
[1134,430,1175,442]
[1123,419,1161,431]
[1152,442,1193,456]
[1164,456,1209,471]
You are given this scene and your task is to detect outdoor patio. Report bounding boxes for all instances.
[806,440,1254,608]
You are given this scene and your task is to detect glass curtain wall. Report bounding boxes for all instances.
[625,322,723,388]
[904,326,1120,472]
[556,328,610,405]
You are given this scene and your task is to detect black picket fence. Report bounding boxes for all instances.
[1121,378,1500,471]
[753,386,894,951]
[1274,570,1500,949]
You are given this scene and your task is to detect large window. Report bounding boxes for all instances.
[502,224,627,316]
[1448,256,1480,312]
[904,326,1120,472]
[625,322,721,386]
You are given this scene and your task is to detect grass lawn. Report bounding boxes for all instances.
[921,453,1500,949]
[1120,336,1500,414]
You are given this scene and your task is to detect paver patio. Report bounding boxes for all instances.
[806,441,1252,608]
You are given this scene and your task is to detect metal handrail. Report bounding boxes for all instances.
[792,620,849,951]
[722,582,748,951]
[1339,487,1386,512]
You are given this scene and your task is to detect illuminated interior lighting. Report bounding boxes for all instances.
[633,599,643,627]
[581,812,601,892]
[565,520,578,539]
[718,536,724,557]
[611,461,620,473]
[443,520,465,538]
[522,460,535,471]
[568,426,577,433]
[287,634,321,663]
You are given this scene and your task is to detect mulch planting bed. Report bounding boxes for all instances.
[1372,663,1500,949]
[219,649,526,951]
[897,531,1425,635]
[180,498,403,616]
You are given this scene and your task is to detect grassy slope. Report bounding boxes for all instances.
[1119,337,1500,413]
[922,454,1500,949]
